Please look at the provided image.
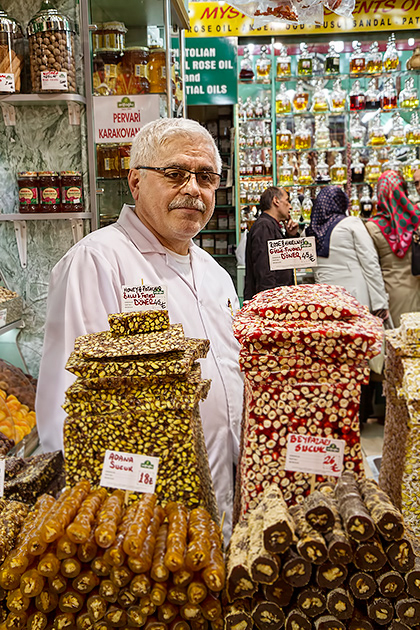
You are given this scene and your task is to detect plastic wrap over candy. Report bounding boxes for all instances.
[225,0,354,26]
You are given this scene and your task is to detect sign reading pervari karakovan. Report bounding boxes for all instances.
[93,94,160,144]
[285,434,345,477]
[184,37,237,106]
[186,0,420,37]
[268,236,317,270]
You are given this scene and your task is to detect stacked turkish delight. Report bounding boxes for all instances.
[233,285,384,517]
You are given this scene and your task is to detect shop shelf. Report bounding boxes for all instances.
[276,146,346,154]
[212,254,236,258]
[238,117,272,123]
[0,320,24,336]
[201,229,236,234]
[90,0,188,29]
[0,93,86,106]
[0,213,92,220]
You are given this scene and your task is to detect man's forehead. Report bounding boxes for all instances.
[159,136,215,161]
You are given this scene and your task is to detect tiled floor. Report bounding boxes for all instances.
[361,418,384,479]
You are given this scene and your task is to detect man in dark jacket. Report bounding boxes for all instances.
[244,186,299,301]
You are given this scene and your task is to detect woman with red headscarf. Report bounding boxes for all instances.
[365,170,420,327]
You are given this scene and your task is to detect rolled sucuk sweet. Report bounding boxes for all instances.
[284,608,311,630]
[150,581,167,606]
[167,584,188,606]
[296,585,326,617]
[252,598,285,630]
[316,562,348,589]
[225,601,253,630]
[77,529,98,564]
[326,587,354,620]
[348,611,374,630]
[164,503,189,573]
[66,488,108,544]
[35,589,58,613]
[157,601,178,624]
[260,486,295,554]
[395,597,420,626]
[367,597,393,625]
[52,612,75,630]
[90,550,111,578]
[290,504,328,565]
[187,578,207,604]
[127,604,146,627]
[354,537,387,572]
[263,577,294,607]
[110,565,133,589]
[324,504,353,565]
[281,549,311,587]
[200,593,222,621]
[27,611,48,630]
[129,506,165,575]
[105,604,127,627]
[388,620,412,630]
[376,570,405,598]
[48,573,67,595]
[303,490,335,533]
[201,519,225,593]
[314,615,346,630]
[98,578,119,603]
[117,586,136,609]
[248,508,280,585]
[405,557,420,598]
[227,520,256,602]
[386,538,415,572]
[359,478,404,542]
[349,571,377,600]
[150,523,169,583]
[76,611,93,630]
[335,472,375,542]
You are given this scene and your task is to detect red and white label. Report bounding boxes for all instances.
[100,449,159,492]
[0,73,15,93]
[285,434,345,477]
[41,71,68,90]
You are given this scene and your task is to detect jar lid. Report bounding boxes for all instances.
[38,171,59,176]
[27,0,73,35]
[0,6,23,35]
[94,47,122,57]
[60,171,81,176]
[150,47,164,53]
[102,21,127,33]
[18,171,38,177]
[124,46,149,53]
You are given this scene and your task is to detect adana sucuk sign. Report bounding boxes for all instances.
[93,95,160,144]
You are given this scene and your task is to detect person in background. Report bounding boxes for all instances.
[365,170,420,328]
[414,168,420,199]
[244,186,299,301]
[36,118,244,542]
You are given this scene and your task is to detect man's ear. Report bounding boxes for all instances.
[128,169,141,200]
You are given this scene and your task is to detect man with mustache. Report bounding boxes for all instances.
[36,118,243,540]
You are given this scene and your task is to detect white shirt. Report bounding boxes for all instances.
[36,205,243,540]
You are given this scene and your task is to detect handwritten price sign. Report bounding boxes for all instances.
[285,434,345,478]
[268,236,317,271]
[100,450,159,493]
[121,284,167,313]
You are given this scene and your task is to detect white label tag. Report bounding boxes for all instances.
[0,73,15,93]
[268,236,317,270]
[0,459,4,497]
[121,284,167,312]
[41,71,68,90]
[285,434,345,477]
[100,449,159,493]
[0,308,6,328]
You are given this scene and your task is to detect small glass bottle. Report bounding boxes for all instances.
[239,154,247,177]
[349,80,366,111]
[246,128,255,149]
[383,33,399,71]
[276,83,291,114]
[263,123,272,147]
[254,153,264,177]
[330,78,346,113]
[368,113,386,146]
[399,76,419,109]
[297,154,313,185]
[264,152,272,177]
[349,113,366,147]
[330,153,347,184]
[405,112,419,144]
[314,115,330,149]
[245,96,254,119]
[254,126,263,148]
[276,120,293,150]
[239,46,254,81]
[350,41,366,74]
[311,79,329,114]
[382,78,397,111]
[366,41,382,74]
[293,80,309,112]
[294,118,311,150]
[245,153,254,176]
[315,152,331,183]
[297,42,313,76]
[325,42,340,75]
[388,113,405,145]
[402,149,418,181]
[351,151,365,183]
[279,154,294,186]
[238,96,245,120]
[381,148,402,174]
[239,182,247,205]
[371,186,378,216]
[301,189,313,221]
[256,45,271,83]
[350,187,361,217]
[290,188,302,221]
[359,186,373,218]
[254,96,264,119]
[276,44,291,78]
[365,151,382,183]
[365,78,382,110]
[263,96,271,118]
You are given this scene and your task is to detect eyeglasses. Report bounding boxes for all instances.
[135,166,221,190]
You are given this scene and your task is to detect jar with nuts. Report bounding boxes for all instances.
[0,5,24,94]
[27,0,76,93]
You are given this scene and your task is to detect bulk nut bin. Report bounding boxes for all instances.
[27,0,76,93]
[0,4,24,93]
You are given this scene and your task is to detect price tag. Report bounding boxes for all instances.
[41,71,68,90]
[0,73,15,93]
[268,236,317,270]
[0,458,5,497]
[285,434,345,478]
[121,284,167,312]
[0,308,6,328]
[100,449,159,493]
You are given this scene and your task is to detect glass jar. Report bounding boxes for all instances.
[349,80,365,111]
[254,96,264,118]
[61,171,83,211]
[28,0,76,93]
[311,80,329,114]
[116,47,150,95]
[349,112,365,147]
[297,155,313,185]
[278,155,294,186]
[365,78,382,110]
[325,42,340,75]
[315,153,331,183]
[383,33,399,71]
[102,21,126,52]
[290,189,302,221]
[351,151,365,183]
[365,152,382,184]
[256,45,271,83]
[330,154,347,184]
[91,23,103,52]
[239,46,254,82]
[148,46,166,93]
[350,187,361,217]
[301,189,313,221]
[275,83,291,115]
[297,43,312,76]
[39,171,61,212]
[293,80,309,112]
[350,41,366,74]
[93,48,120,95]
[330,78,346,113]
[314,116,330,149]
[276,44,291,78]
[0,6,24,94]
[18,172,39,213]
[399,77,419,109]
[294,118,311,150]
[368,114,386,146]
[383,78,397,111]
[97,144,120,178]
[366,41,382,74]
[388,113,405,145]
[276,121,292,150]
[359,186,373,218]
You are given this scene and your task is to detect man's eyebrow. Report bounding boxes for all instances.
[162,162,217,172]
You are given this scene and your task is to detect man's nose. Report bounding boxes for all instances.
[181,173,201,194]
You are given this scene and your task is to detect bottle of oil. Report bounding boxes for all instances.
[383,33,399,71]
[365,151,382,183]
[278,154,294,186]
[350,41,366,74]
[276,120,292,150]
[263,152,272,177]
[301,189,313,221]
[297,42,313,76]
[330,78,346,113]
[294,118,311,150]
[359,186,373,218]
[351,150,365,183]
[349,80,366,111]
[399,77,419,109]
[330,153,347,184]
[256,45,272,83]
[365,78,382,110]
[368,113,386,147]
[297,154,313,185]
[381,148,402,174]
[239,46,254,82]
[366,41,382,73]
[325,42,340,75]
[293,79,309,112]
[349,112,366,147]
[314,115,330,149]
[311,79,329,114]
[315,152,331,183]
[276,44,291,78]
[350,186,361,217]
[289,187,302,222]
[388,113,405,145]
[382,77,397,111]
[276,83,291,115]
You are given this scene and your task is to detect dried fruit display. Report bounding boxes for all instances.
[233,285,383,516]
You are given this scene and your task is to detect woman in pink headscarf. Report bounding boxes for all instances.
[365,170,420,327]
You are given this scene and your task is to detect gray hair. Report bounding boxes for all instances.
[129,118,222,173]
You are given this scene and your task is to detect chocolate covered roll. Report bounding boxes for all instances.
[227,520,256,602]
[388,620,412,630]
[359,478,404,541]
[281,550,311,587]
[248,509,280,585]
[314,615,346,630]
[324,499,353,565]
[367,597,393,625]
[252,599,285,630]
[326,588,354,620]
[290,504,328,565]
[386,539,415,572]
[405,557,420,598]
[335,472,375,542]
[284,609,311,630]
[376,569,405,598]
[296,586,326,617]
[348,612,374,630]
[349,572,377,600]
[316,562,347,589]
[261,486,295,554]
[395,597,420,627]
[225,601,252,630]
[354,537,387,572]
[263,577,294,608]
[303,491,335,533]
